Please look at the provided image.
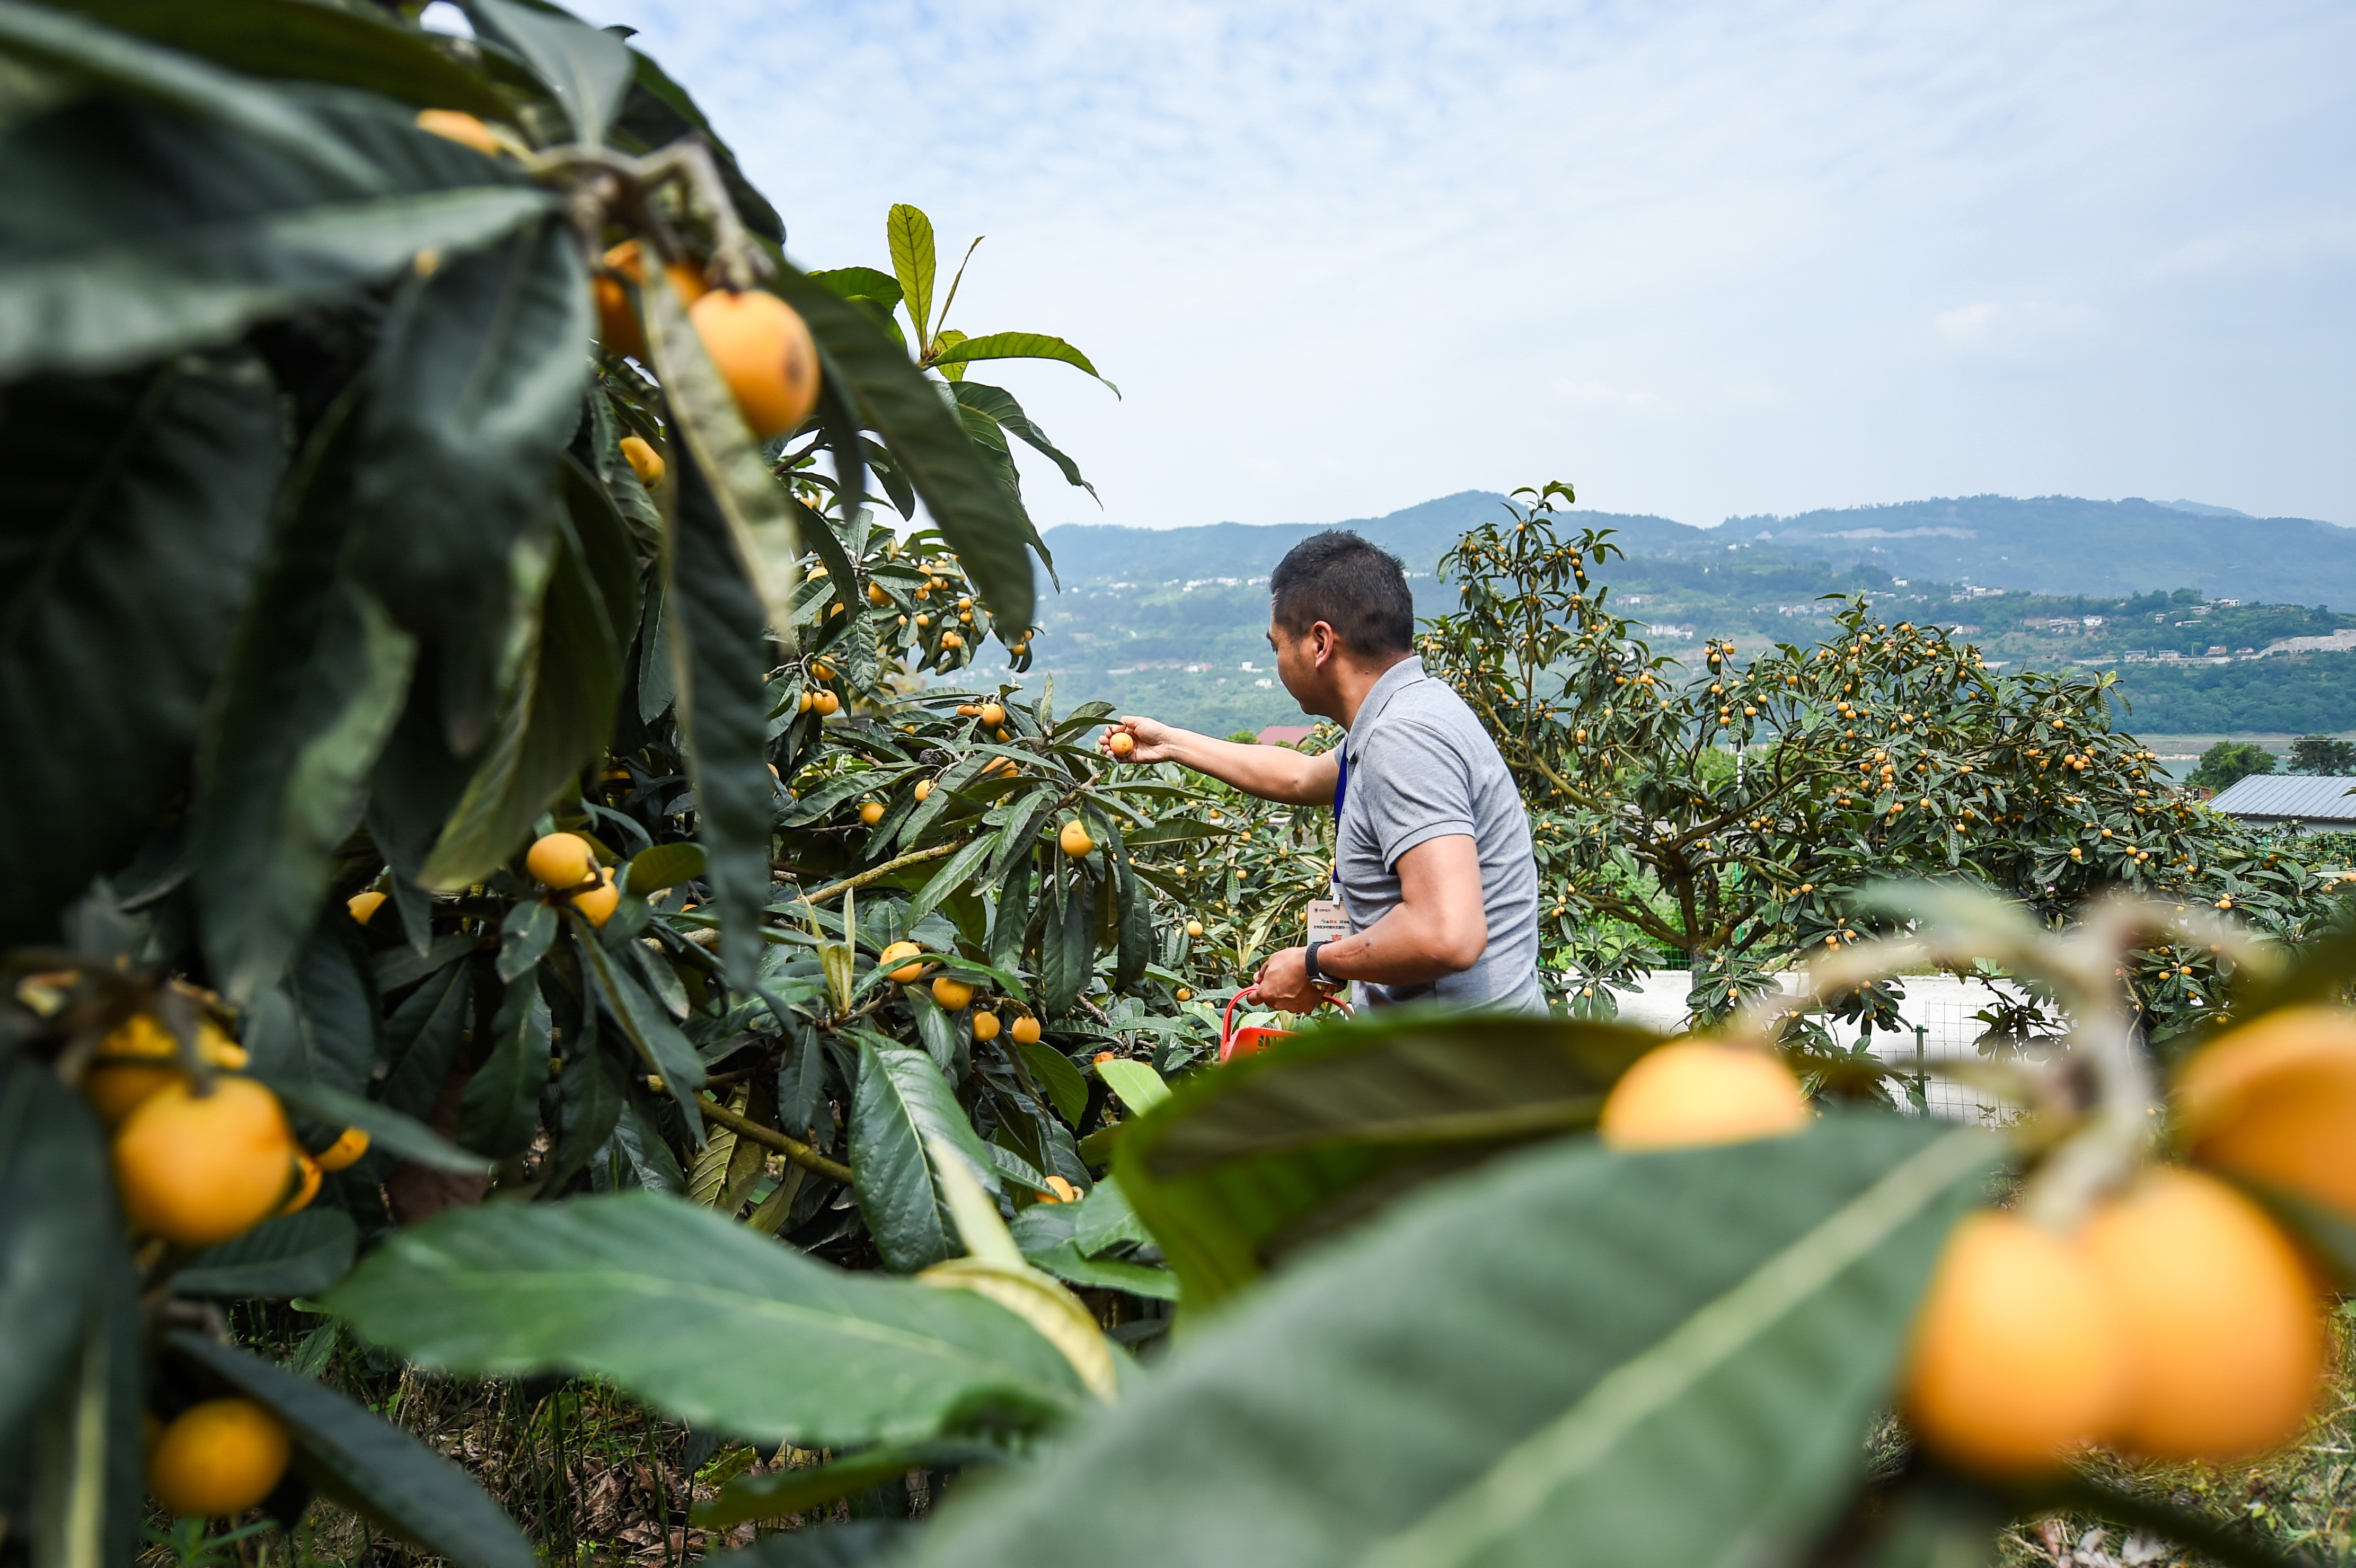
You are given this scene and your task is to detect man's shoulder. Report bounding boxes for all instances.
[1362,677,1503,761]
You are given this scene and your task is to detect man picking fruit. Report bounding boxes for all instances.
[1102,531,1542,1012]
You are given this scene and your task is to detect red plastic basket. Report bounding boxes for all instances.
[1219,986,1350,1064]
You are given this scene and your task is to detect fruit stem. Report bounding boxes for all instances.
[519,138,772,294]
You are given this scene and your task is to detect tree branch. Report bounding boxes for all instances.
[697,1092,853,1184]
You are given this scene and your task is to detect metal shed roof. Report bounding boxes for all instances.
[2208,774,2356,822]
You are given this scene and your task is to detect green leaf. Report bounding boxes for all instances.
[1095,1058,1169,1117]
[496,900,555,984]
[165,1331,534,1568]
[0,1059,110,1447]
[572,914,707,1136]
[418,502,622,890]
[244,912,384,1098]
[694,1440,1008,1530]
[1038,866,1092,1017]
[627,841,707,897]
[661,448,778,993]
[380,958,471,1127]
[320,1191,1089,1446]
[1020,1242,1180,1301]
[466,0,631,144]
[808,265,902,309]
[191,387,417,1005]
[545,1033,626,1189]
[374,932,476,993]
[1114,1009,1662,1307]
[42,0,509,116]
[0,352,282,946]
[850,1040,1000,1275]
[613,1096,686,1191]
[951,379,1097,500]
[270,1078,489,1176]
[0,1,378,185]
[1014,1039,1088,1126]
[351,214,591,755]
[787,492,863,616]
[886,202,936,345]
[0,90,551,378]
[456,979,550,1158]
[911,1119,1999,1568]
[905,834,1000,927]
[770,263,1040,630]
[931,334,1117,394]
[172,1209,357,1300]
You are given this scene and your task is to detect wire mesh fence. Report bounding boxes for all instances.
[1608,970,2039,1124]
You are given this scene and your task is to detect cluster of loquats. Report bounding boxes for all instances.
[411,111,824,447]
[75,1002,369,1518]
[1594,1009,2356,1476]
[873,942,1042,1045]
[1898,1006,2356,1476]
[525,831,619,927]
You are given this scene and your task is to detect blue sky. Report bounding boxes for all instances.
[541,1,2354,533]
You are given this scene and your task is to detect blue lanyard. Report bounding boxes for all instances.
[1333,747,1348,821]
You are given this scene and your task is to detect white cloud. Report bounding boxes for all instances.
[572,0,2356,529]
[1931,300,2102,353]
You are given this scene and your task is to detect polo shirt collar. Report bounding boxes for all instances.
[1344,656,1428,759]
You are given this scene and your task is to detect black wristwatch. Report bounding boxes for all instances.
[1304,940,1329,984]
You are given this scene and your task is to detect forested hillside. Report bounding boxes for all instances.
[1046,492,2356,607]
[1025,496,2356,738]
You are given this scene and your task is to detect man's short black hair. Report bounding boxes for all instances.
[1269,530,1415,655]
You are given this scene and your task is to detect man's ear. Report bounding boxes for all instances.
[1311,621,1340,668]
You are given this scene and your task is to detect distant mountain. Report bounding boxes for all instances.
[1042,491,1702,584]
[1045,492,2356,609]
[1722,495,2355,606]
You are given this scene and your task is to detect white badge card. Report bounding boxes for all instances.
[1305,899,1351,945]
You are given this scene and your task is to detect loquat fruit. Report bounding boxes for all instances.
[115,1077,297,1246]
[2084,1167,2324,1461]
[1185,919,1204,937]
[84,1015,248,1130]
[346,889,386,926]
[315,1126,369,1172]
[979,703,1005,728]
[932,976,975,1012]
[878,941,926,984]
[1058,821,1096,858]
[859,801,885,826]
[1108,731,1136,758]
[1900,1212,2127,1474]
[1596,1040,1810,1151]
[148,1398,289,1518]
[972,1010,1002,1042]
[572,867,620,928]
[689,289,820,438]
[618,434,664,488]
[2174,1005,2356,1217]
[1010,1016,1042,1046]
[526,832,597,891]
[414,109,500,157]
[914,779,933,802]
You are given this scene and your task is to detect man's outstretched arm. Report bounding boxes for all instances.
[1253,834,1487,1009]
[1102,715,1339,805]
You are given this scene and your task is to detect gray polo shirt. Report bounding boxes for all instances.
[1336,657,1545,1012]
